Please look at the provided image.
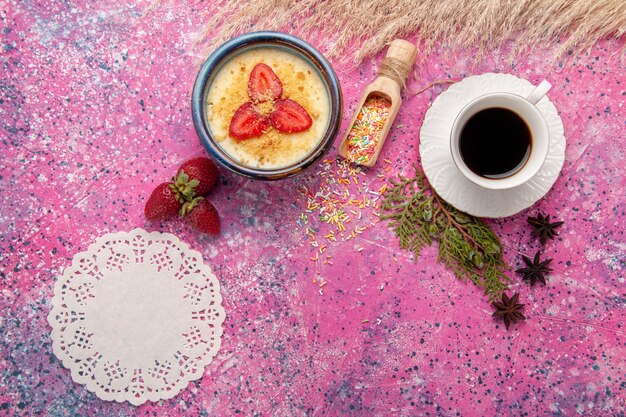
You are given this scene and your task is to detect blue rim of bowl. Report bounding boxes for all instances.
[192,31,343,180]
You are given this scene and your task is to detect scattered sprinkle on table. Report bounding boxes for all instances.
[297,157,394,289]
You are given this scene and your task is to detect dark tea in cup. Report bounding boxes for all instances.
[459,107,532,179]
[449,80,551,190]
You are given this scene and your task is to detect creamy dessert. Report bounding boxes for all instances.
[206,47,331,169]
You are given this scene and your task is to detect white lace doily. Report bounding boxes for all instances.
[48,228,225,405]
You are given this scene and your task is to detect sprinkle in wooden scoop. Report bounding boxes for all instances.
[345,96,392,165]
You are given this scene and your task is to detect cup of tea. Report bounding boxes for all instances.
[450,80,552,190]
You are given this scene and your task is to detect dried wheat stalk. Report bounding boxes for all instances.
[195,0,626,64]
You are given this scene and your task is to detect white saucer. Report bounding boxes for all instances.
[419,73,566,218]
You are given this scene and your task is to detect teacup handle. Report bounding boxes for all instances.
[526,80,552,105]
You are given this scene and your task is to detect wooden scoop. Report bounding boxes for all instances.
[338,39,417,167]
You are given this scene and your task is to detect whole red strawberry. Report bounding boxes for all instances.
[175,157,219,197]
[144,182,184,220]
[182,197,220,235]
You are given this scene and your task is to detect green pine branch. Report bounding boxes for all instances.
[380,165,510,301]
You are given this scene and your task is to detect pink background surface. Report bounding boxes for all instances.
[1,1,625,416]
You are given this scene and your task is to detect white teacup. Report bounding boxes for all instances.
[450,80,552,190]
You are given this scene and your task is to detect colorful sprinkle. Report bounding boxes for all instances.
[296,158,396,291]
[345,96,392,164]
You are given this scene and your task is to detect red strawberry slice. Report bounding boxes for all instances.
[176,157,219,196]
[269,99,313,133]
[248,63,282,102]
[229,102,269,140]
[183,197,221,235]
[144,182,183,221]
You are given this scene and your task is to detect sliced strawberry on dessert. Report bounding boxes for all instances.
[181,197,221,235]
[248,63,282,102]
[176,156,219,196]
[269,98,312,133]
[229,102,269,140]
[144,182,184,220]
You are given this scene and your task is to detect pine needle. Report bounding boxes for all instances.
[380,165,510,301]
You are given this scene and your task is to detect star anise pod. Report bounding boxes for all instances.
[516,251,552,286]
[492,292,526,330]
[527,213,564,244]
